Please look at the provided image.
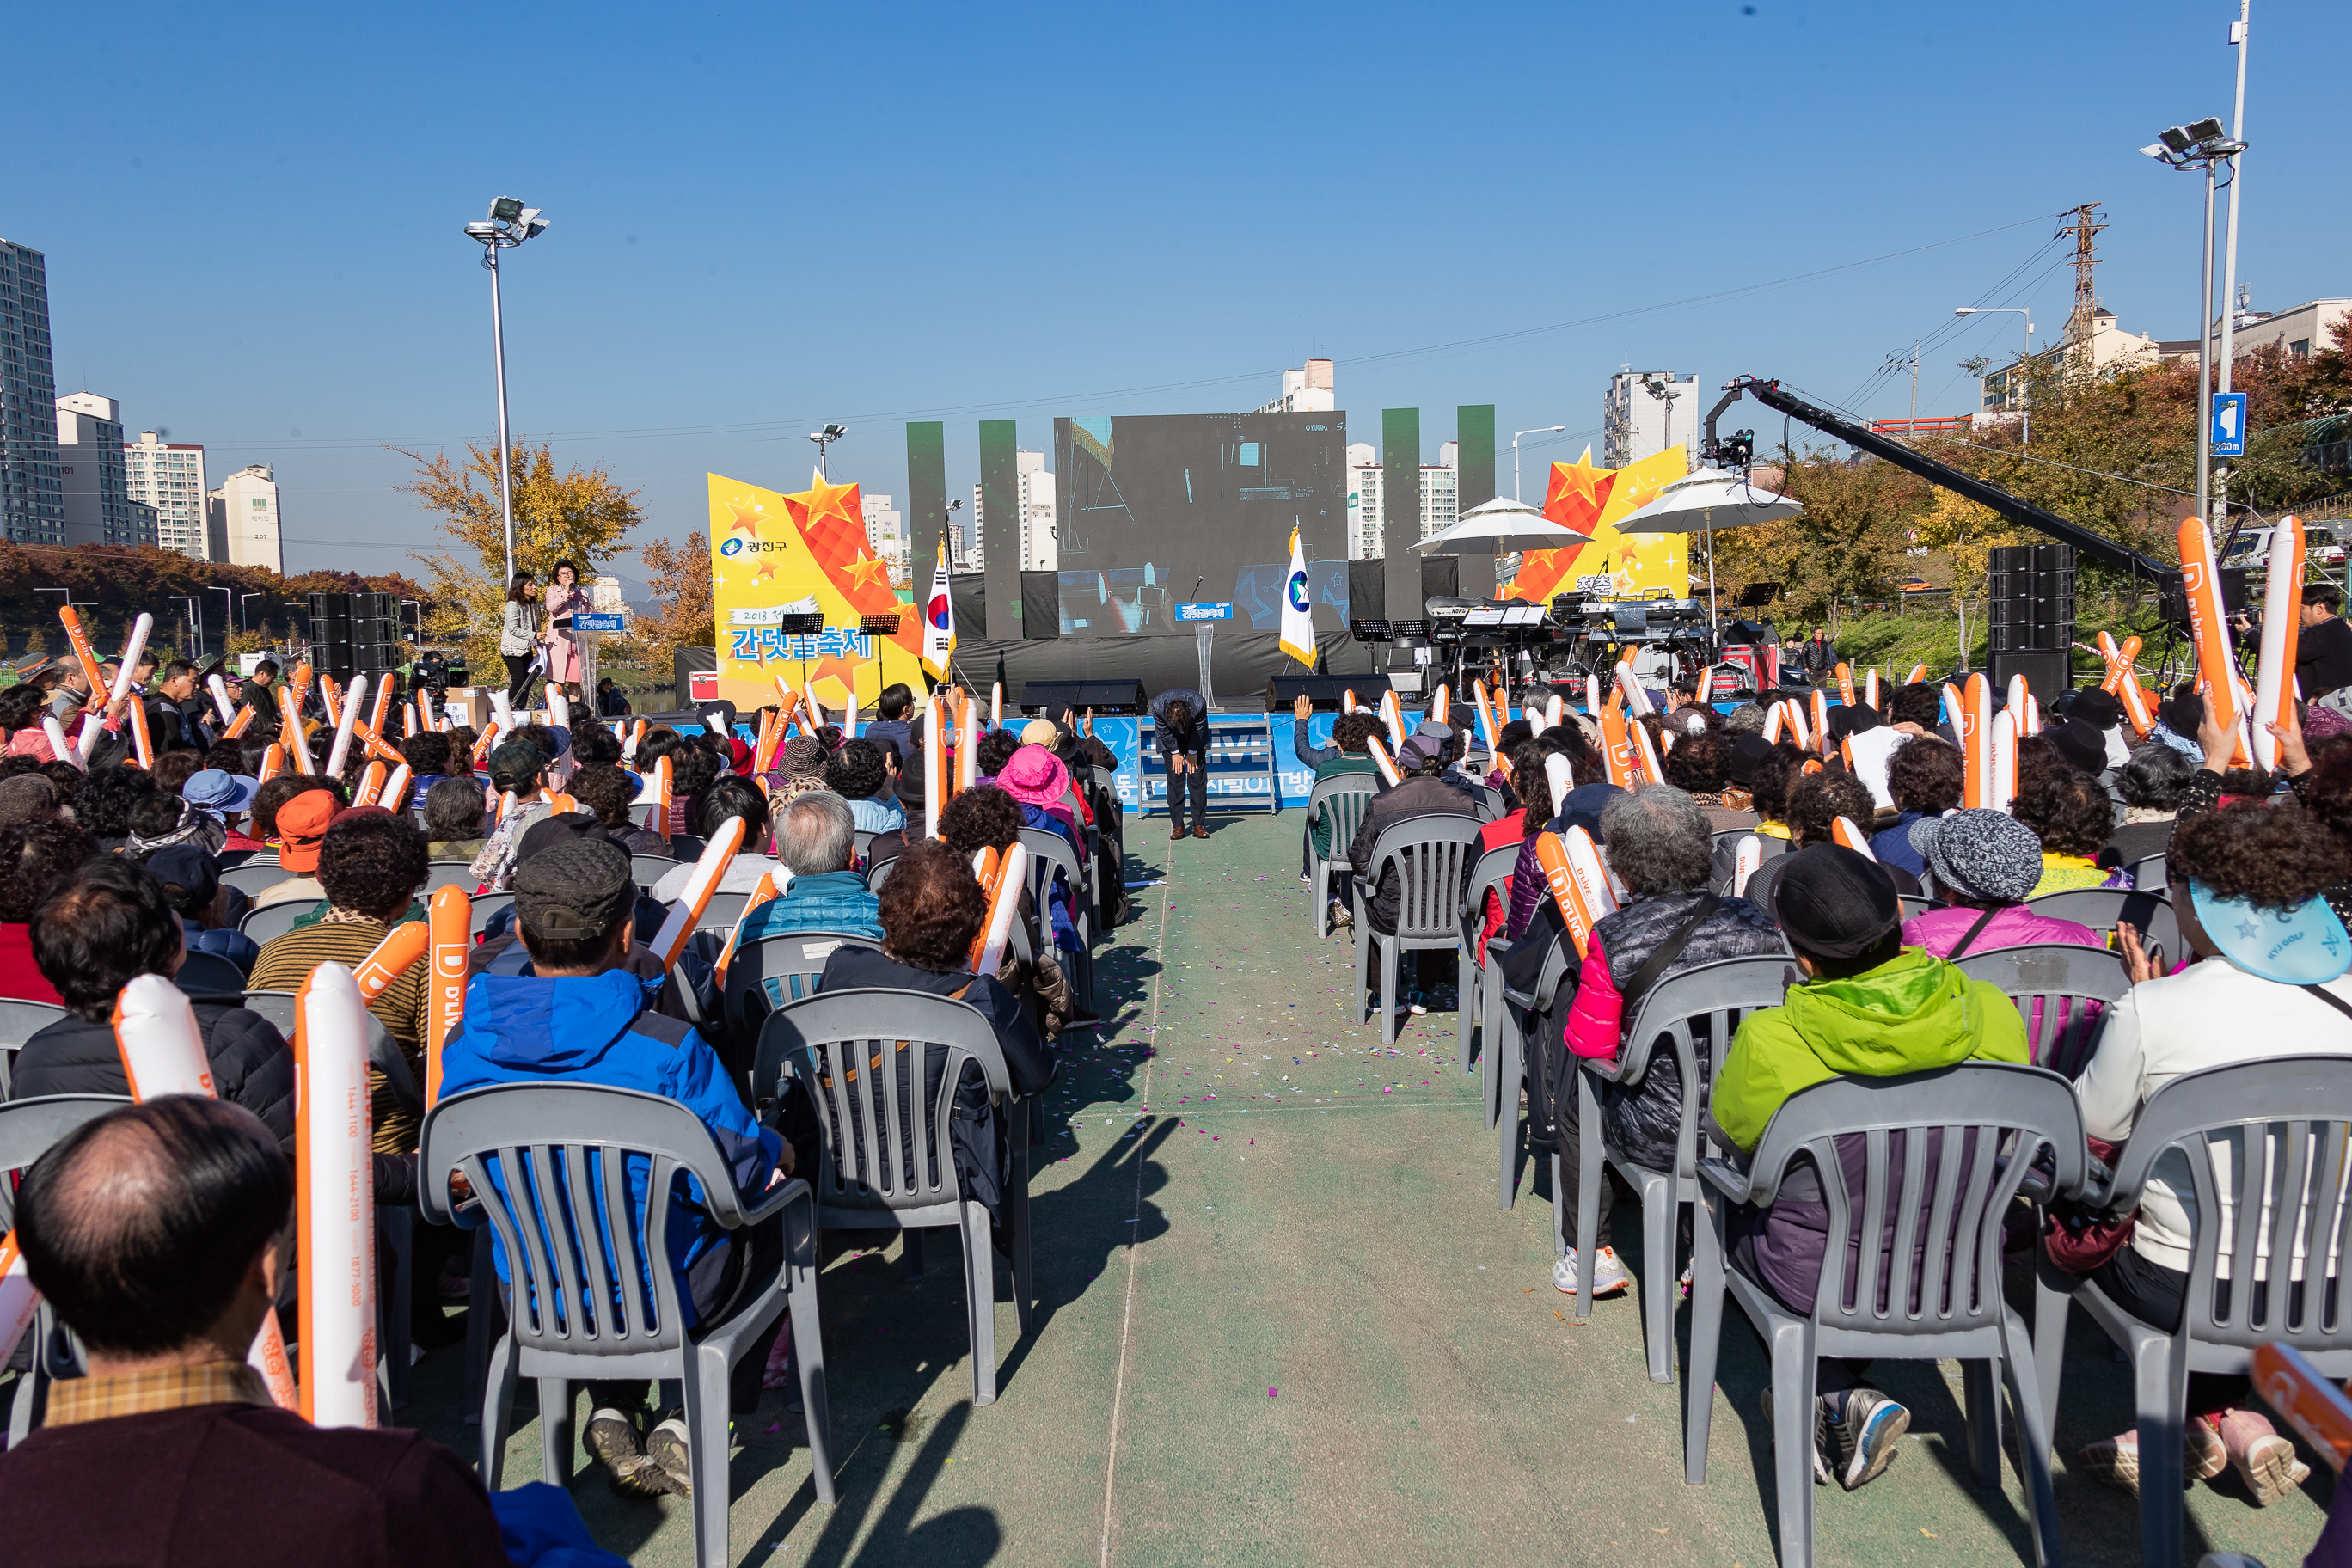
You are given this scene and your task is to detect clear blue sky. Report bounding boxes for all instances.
[5,0,2343,584]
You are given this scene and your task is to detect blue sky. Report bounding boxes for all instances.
[5,1,2344,583]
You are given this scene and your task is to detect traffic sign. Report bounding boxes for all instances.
[2209,391,2247,458]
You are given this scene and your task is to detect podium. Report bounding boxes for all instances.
[1175,600,1232,706]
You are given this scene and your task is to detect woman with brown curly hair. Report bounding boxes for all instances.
[2010,765,2126,895]
[809,838,1057,1231]
[2070,802,2352,1505]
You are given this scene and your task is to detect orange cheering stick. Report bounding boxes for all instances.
[1809,689,1830,756]
[316,674,343,730]
[1834,662,1856,708]
[124,689,155,769]
[714,870,783,983]
[1906,663,1930,686]
[1431,683,1451,726]
[1597,707,1637,787]
[256,742,285,785]
[1761,703,1785,744]
[425,888,470,1108]
[640,754,671,836]
[1830,817,1876,859]
[292,965,377,1428]
[286,659,314,710]
[1964,673,1993,808]
[276,687,314,775]
[1534,829,1614,959]
[222,702,258,739]
[2178,517,2242,741]
[352,760,388,808]
[1363,733,1403,786]
[971,841,1029,974]
[353,921,429,1001]
[379,763,413,813]
[649,816,747,969]
[2252,1344,2352,1475]
[56,605,106,698]
[1627,714,1664,784]
[112,974,300,1410]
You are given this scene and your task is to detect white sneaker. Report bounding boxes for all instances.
[1553,1246,1632,1298]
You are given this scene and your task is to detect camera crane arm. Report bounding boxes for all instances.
[1701,376,2176,584]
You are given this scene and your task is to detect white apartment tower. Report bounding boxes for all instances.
[860,492,908,579]
[125,431,211,560]
[1603,370,1700,470]
[1344,439,1457,559]
[1257,358,1336,413]
[56,393,150,548]
[968,450,1058,572]
[210,464,283,573]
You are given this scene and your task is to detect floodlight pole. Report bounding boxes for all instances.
[2213,0,2252,531]
[2197,158,2217,530]
[1510,426,1564,501]
[486,241,518,588]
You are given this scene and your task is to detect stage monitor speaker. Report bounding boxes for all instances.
[2157,567,2249,627]
[1017,678,1146,716]
[1019,570,1061,641]
[1266,674,1392,712]
[1418,555,1459,606]
[1989,649,2071,706]
[1348,558,1386,622]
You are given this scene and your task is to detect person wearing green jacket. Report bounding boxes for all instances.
[1710,844,2028,1494]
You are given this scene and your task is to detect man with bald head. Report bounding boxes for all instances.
[0,1097,512,1566]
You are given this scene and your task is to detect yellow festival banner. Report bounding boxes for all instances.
[707,470,918,712]
[1502,444,1691,604]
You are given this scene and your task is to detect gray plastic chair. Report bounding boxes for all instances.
[1686,1063,2082,1568]
[470,893,515,937]
[1896,894,1934,922]
[696,890,749,935]
[720,929,881,1044]
[867,854,897,898]
[1455,842,1520,1077]
[851,830,877,864]
[1303,775,1378,939]
[0,998,70,1096]
[1018,825,1095,1006]
[630,854,684,895]
[1,1094,132,1443]
[172,950,252,998]
[2127,852,2168,891]
[1351,815,1483,1044]
[2025,886,2182,963]
[2031,1056,2352,1568]
[753,988,1032,1407]
[1497,930,1577,1228]
[1955,942,2131,1079]
[425,860,481,893]
[1573,956,1796,1382]
[220,861,296,899]
[419,1081,834,1565]
[237,901,313,946]
[1467,781,1507,823]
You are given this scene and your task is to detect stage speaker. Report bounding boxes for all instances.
[2158,566,2250,627]
[1990,649,2071,706]
[1020,570,1061,641]
[1266,674,1393,712]
[1987,543,2076,654]
[1348,558,1386,622]
[1017,678,1147,716]
[1418,555,1459,606]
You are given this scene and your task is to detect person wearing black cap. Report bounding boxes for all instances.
[438,832,791,1501]
[1709,843,2027,1492]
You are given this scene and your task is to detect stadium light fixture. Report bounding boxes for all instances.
[464,194,553,586]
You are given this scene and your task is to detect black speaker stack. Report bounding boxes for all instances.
[309,591,399,683]
[1016,678,1147,716]
[1986,544,2075,703]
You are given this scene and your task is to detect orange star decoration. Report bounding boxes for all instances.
[722,495,768,540]
[781,467,899,616]
[1542,447,1616,532]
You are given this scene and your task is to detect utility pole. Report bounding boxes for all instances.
[2058,203,2108,371]
[2212,0,2253,532]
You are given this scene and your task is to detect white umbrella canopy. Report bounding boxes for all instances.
[1412,495,1593,554]
[1610,469,1800,535]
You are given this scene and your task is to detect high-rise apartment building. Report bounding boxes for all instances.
[1256,358,1336,413]
[125,431,211,560]
[967,450,1057,572]
[860,492,908,580]
[209,463,283,573]
[0,241,64,545]
[1344,439,1456,558]
[1603,370,1699,470]
[57,393,150,548]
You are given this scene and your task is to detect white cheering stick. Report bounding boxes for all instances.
[650,815,747,969]
[970,841,1028,976]
[111,975,300,1410]
[1615,664,1653,716]
[107,614,152,708]
[1363,734,1403,787]
[42,716,83,770]
[1543,694,1565,732]
[1583,673,1602,720]
[547,683,570,735]
[1830,818,1877,860]
[380,763,413,812]
[1432,684,1451,726]
[206,672,237,725]
[1732,835,1764,897]
[292,965,378,1428]
[324,674,368,778]
[922,695,945,841]
[1543,752,1572,816]
[990,681,1003,730]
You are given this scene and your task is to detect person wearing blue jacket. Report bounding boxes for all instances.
[438,833,790,1503]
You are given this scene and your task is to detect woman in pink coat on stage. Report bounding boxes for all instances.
[542,559,591,703]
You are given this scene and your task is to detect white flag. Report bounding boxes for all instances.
[922,535,957,679]
[1278,525,1316,668]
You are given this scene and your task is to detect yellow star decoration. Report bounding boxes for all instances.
[844,554,891,592]
[1553,447,1611,511]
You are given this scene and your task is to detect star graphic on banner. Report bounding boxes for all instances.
[722,496,767,539]
[844,553,891,593]
[1547,448,1613,515]
[752,562,778,585]
[785,469,864,535]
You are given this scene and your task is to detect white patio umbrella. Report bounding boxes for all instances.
[1411,495,1592,554]
[1609,469,1802,626]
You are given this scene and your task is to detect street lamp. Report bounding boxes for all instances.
[239,592,265,634]
[1954,308,2035,410]
[808,422,848,477]
[1510,426,1565,501]
[168,595,204,661]
[464,194,553,589]
[2141,117,2248,528]
[209,585,236,646]
[1642,377,1686,460]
